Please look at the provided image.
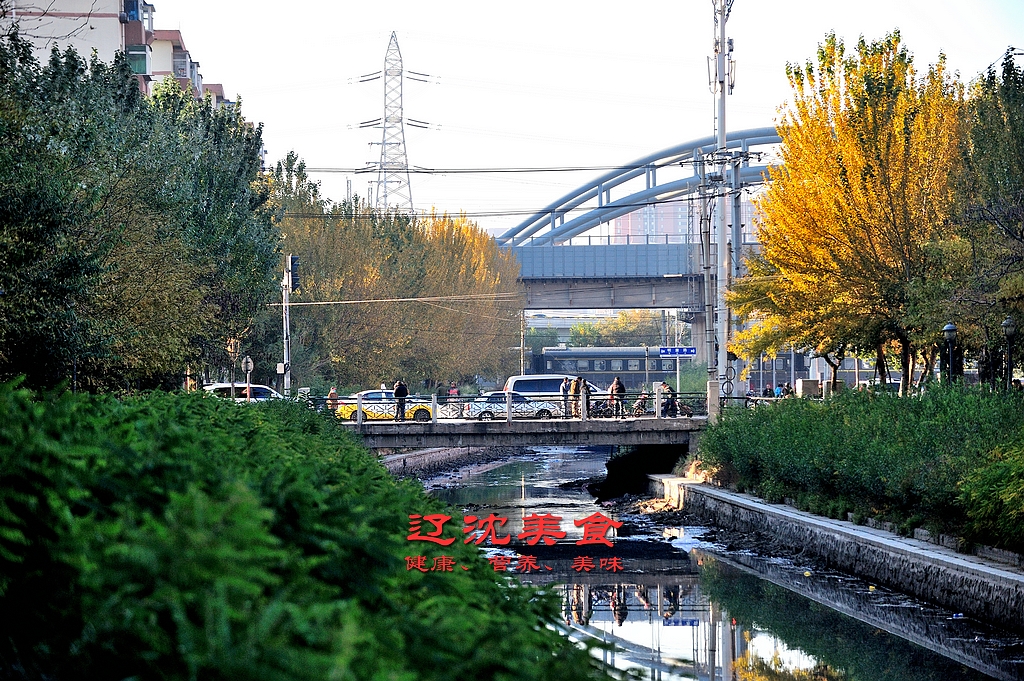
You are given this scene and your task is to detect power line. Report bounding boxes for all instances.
[267,291,523,308]
[303,162,707,175]
[280,186,758,221]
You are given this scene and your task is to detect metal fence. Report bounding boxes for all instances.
[308,389,708,425]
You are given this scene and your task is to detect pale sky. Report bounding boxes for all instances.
[155,0,1023,236]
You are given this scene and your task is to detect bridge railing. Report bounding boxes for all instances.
[516,234,700,247]
[326,390,709,424]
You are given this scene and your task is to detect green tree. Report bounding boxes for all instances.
[951,50,1024,373]
[0,30,278,391]
[526,327,561,354]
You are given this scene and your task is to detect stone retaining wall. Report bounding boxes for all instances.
[649,475,1024,631]
[381,446,527,476]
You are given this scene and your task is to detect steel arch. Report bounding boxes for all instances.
[496,127,780,247]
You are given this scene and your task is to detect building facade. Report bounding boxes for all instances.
[6,0,229,102]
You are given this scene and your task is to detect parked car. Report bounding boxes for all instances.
[501,374,607,402]
[336,389,433,422]
[203,382,284,403]
[462,391,559,420]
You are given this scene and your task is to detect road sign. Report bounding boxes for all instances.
[241,356,254,373]
[664,616,701,627]
[659,346,697,357]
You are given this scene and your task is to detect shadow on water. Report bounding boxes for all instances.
[426,446,1024,681]
[588,444,688,501]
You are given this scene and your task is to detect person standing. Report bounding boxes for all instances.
[660,381,677,417]
[393,379,409,421]
[326,387,340,413]
[610,376,626,419]
[580,377,591,419]
[569,376,581,417]
[560,377,571,418]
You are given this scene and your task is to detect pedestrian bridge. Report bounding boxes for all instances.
[341,416,706,450]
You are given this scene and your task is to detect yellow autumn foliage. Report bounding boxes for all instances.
[731,31,967,391]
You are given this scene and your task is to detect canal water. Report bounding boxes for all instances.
[426,446,1024,681]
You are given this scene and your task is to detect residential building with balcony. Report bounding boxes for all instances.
[5,1,229,102]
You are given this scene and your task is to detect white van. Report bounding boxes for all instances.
[502,374,605,400]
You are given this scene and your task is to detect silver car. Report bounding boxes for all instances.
[462,391,559,420]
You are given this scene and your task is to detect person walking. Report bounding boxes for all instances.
[610,376,627,419]
[560,377,571,419]
[393,379,409,421]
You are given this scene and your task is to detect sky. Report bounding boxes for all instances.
[154,0,1024,237]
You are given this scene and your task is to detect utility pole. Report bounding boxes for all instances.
[520,311,526,374]
[698,148,716,381]
[281,255,298,397]
[712,0,736,393]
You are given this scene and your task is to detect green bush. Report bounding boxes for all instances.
[694,385,1024,552]
[0,382,615,680]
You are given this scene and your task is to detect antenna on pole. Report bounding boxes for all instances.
[374,32,414,214]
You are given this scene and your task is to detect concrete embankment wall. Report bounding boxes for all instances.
[649,475,1024,631]
[381,446,524,476]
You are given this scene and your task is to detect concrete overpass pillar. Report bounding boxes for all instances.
[691,313,708,366]
[707,380,721,423]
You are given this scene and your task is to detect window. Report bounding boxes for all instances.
[125,44,149,75]
[577,360,589,370]
[662,359,675,371]
[628,360,640,371]
[546,361,553,370]
[611,359,623,371]
[173,51,189,78]
[648,360,659,370]
[594,360,606,371]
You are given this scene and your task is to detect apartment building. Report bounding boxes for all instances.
[5,0,229,103]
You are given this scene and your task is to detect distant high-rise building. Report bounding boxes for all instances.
[612,194,756,244]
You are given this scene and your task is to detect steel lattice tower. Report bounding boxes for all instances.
[374,32,414,214]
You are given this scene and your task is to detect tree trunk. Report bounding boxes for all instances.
[875,345,887,384]
[899,336,913,397]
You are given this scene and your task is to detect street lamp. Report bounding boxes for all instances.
[942,323,957,384]
[1002,316,1016,390]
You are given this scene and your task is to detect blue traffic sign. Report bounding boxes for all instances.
[664,617,701,627]
[659,346,697,357]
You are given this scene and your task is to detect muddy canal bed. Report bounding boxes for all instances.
[423,446,1024,681]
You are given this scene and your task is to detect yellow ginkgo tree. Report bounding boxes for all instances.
[731,31,968,393]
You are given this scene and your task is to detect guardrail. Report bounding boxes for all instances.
[309,389,709,425]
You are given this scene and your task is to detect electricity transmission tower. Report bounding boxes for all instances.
[373,32,414,214]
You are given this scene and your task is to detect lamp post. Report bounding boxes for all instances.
[1002,316,1016,390]
[942,323,957,384]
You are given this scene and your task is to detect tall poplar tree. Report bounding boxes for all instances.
[731,32,967,393]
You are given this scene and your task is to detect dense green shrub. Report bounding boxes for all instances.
[693,385,1024,550]
[0,382,615,680]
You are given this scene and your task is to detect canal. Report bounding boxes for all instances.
[426,446,1024,681]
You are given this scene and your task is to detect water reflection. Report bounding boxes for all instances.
[428,447,1024,681]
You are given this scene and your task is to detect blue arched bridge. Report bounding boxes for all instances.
[496,127,780,318]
